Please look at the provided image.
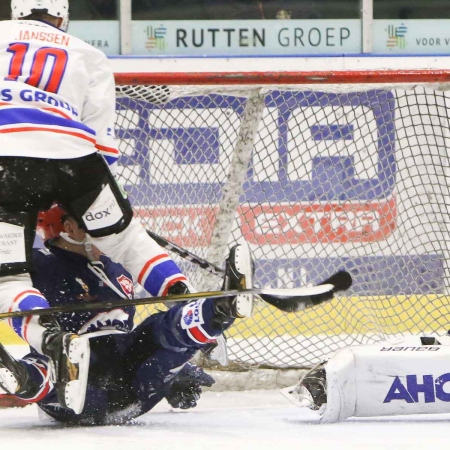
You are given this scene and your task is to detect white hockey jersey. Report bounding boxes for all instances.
[0,20,118,166]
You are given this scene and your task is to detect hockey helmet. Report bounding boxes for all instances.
[36,204,68,242]
[11,0,69,32]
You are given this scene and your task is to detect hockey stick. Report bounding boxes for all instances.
[146,230,224,277]
[146,231,352,305]
[0,271,351,320]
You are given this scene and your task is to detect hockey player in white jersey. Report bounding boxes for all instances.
[285,334,450,422]
[0,0,255,416]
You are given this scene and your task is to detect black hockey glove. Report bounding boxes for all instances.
[165,362,215,409]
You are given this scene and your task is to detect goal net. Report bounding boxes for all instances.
[114,70,450,369]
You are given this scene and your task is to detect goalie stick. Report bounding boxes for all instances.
[0,271,351,320]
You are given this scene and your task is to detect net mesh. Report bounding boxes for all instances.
[114,78,450,369]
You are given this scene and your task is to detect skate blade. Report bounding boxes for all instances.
[280,384,319,409]
[0,368,19,394]
[280,385,327,414]
[234,243,254,318]
[65,336,90,414]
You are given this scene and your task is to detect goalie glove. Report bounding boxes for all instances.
[165,362,215,409]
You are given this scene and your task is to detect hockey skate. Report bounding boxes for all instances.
[40,316,90,415]
[0,343,36,397]
[281,363,327,412]
[213,243,254,323]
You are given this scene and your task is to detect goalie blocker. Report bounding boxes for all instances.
[284,335,450,422]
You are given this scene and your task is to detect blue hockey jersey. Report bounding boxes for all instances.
[31,245,135,334]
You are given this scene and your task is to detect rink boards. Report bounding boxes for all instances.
[1,293,449,345]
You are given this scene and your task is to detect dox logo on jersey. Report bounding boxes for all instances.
[384,373,450,404]
[83,185,123,231]
[117,90,397,244]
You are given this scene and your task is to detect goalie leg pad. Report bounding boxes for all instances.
[318,338,450,422]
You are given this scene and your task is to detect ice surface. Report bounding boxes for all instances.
[1,389,450,450]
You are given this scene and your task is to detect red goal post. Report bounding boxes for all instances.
[114,69,450,370]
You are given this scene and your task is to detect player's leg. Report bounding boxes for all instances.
[0,261,90,414]
[38,244,253,424]
[0,345,51,404]
[0,157,90,414]
[38,331,132,425]
[128,242,254,358]
[58,153,193,296]
[124,243,253,410]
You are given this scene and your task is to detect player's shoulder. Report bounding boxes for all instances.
[100,253,129,273]
[32,247,58,264]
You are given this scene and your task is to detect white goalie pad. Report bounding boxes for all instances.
[320,335,450,422]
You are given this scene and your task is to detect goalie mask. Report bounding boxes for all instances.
[11,0,69,32]
[36,204,67,242]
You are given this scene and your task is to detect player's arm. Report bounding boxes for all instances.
[81,49,119,174]
[165,362,215,409]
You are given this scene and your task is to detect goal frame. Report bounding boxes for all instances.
[114,69,450,372]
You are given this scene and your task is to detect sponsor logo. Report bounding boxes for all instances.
[135,199,396,246]
[0,222,25,264]
[240,199,396,244]
[386,23,407,49]
[381,346,440,352]
[117,274,134,298]
[83,185,123,231]
[145,25,167,51]
[119,91,397,204]
[181,300,203,328]
[183,309,193,326]
[384,373,450,404]
[137,21,356,54]
[85,200,117,222]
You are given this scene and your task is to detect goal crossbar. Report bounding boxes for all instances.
[115,69,450,86]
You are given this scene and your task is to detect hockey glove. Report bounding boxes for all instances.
[165,362,215,409]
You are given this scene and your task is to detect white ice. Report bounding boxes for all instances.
[1,389,450,450]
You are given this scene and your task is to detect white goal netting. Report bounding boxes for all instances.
[114,71,450,369]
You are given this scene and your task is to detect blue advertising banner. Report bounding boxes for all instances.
[116,89,443,295]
